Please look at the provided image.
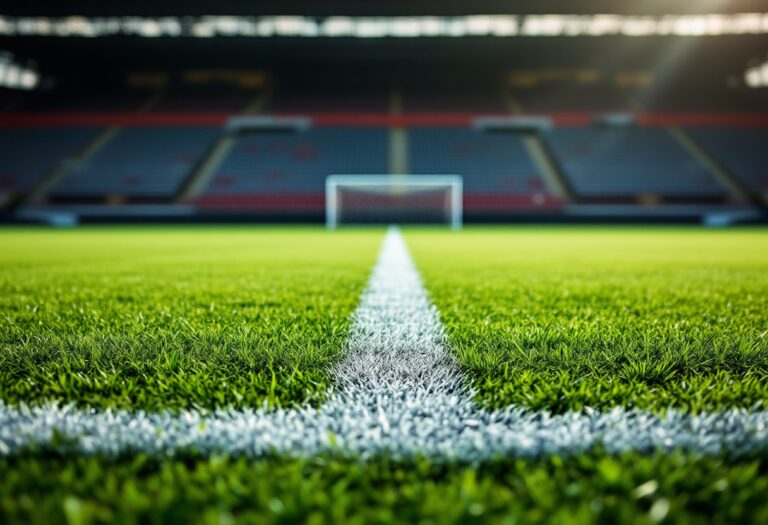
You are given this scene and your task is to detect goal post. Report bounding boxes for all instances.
[325,175,463,229]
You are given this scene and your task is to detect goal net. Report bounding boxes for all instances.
[326,175,463,229]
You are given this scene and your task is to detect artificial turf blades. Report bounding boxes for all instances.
[406,227,768,413]
[0,227,382,411]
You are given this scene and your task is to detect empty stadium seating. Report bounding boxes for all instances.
[151,90,255,112]
[408,128,547,194]
[204,128,388,195]
[266,89,389,112]
[13,91,150,113]
[513,87,637,112]
[512,85,768,113]
[1,98,765,211]
[53,127,219,198]
[544,127,726,199]
[0,127,100,195]
[686,128,768,196]
[403,87,507,112]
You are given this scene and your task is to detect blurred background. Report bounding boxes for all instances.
[0,0,767,226]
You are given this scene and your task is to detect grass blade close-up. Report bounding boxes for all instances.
[2,225,768,524]
[0,227,383,411]
[406,227,768,414]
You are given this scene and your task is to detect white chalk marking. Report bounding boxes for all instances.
[1,227,767,461]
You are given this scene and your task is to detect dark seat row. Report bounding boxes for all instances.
[0,125,765,203]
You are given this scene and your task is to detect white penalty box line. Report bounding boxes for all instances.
[1,228,768,460]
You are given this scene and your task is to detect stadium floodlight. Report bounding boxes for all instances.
[745,60,768,88]
[0,52,39,90]
[3,14,768,38]
[326,175,462,230]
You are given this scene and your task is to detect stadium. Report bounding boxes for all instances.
[1,0,768,523]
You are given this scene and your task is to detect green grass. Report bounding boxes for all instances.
[0,227,383,411]
[406,227,768,413]
[3,225,768,524]
[2,453,767,524]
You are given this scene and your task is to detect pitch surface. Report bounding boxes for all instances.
[2,226,767,524]
[408,227,768,413]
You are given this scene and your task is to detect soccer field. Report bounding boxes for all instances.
[2,226,768,523]
[408,228,768,413]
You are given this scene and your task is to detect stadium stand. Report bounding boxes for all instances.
[512,87,639,112]
[266,87,389,112]
[0,127,101,195]
[408,128,547,194]
[686,128,768,197]
[12,91,151,113]
[543,127,728,201]
[1,80,766,218]
[0,90,33,113]
[52,127,220,199]
[150,89,256,112]
[403,86,507,112]
[646,87,768,112]
[203,128,388,195]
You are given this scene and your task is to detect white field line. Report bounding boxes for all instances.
[2,227,768,461]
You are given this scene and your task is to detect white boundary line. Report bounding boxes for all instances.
[2,228,768,460]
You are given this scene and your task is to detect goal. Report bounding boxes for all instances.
[325,175,463,229]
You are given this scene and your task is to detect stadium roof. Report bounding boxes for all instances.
[2,14,767,38]
[1,0,766,86]
[3,0,768,16]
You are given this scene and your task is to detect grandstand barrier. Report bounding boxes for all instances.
[225,115,312,132]
[593,113,636,127]
[471,115,553,132]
